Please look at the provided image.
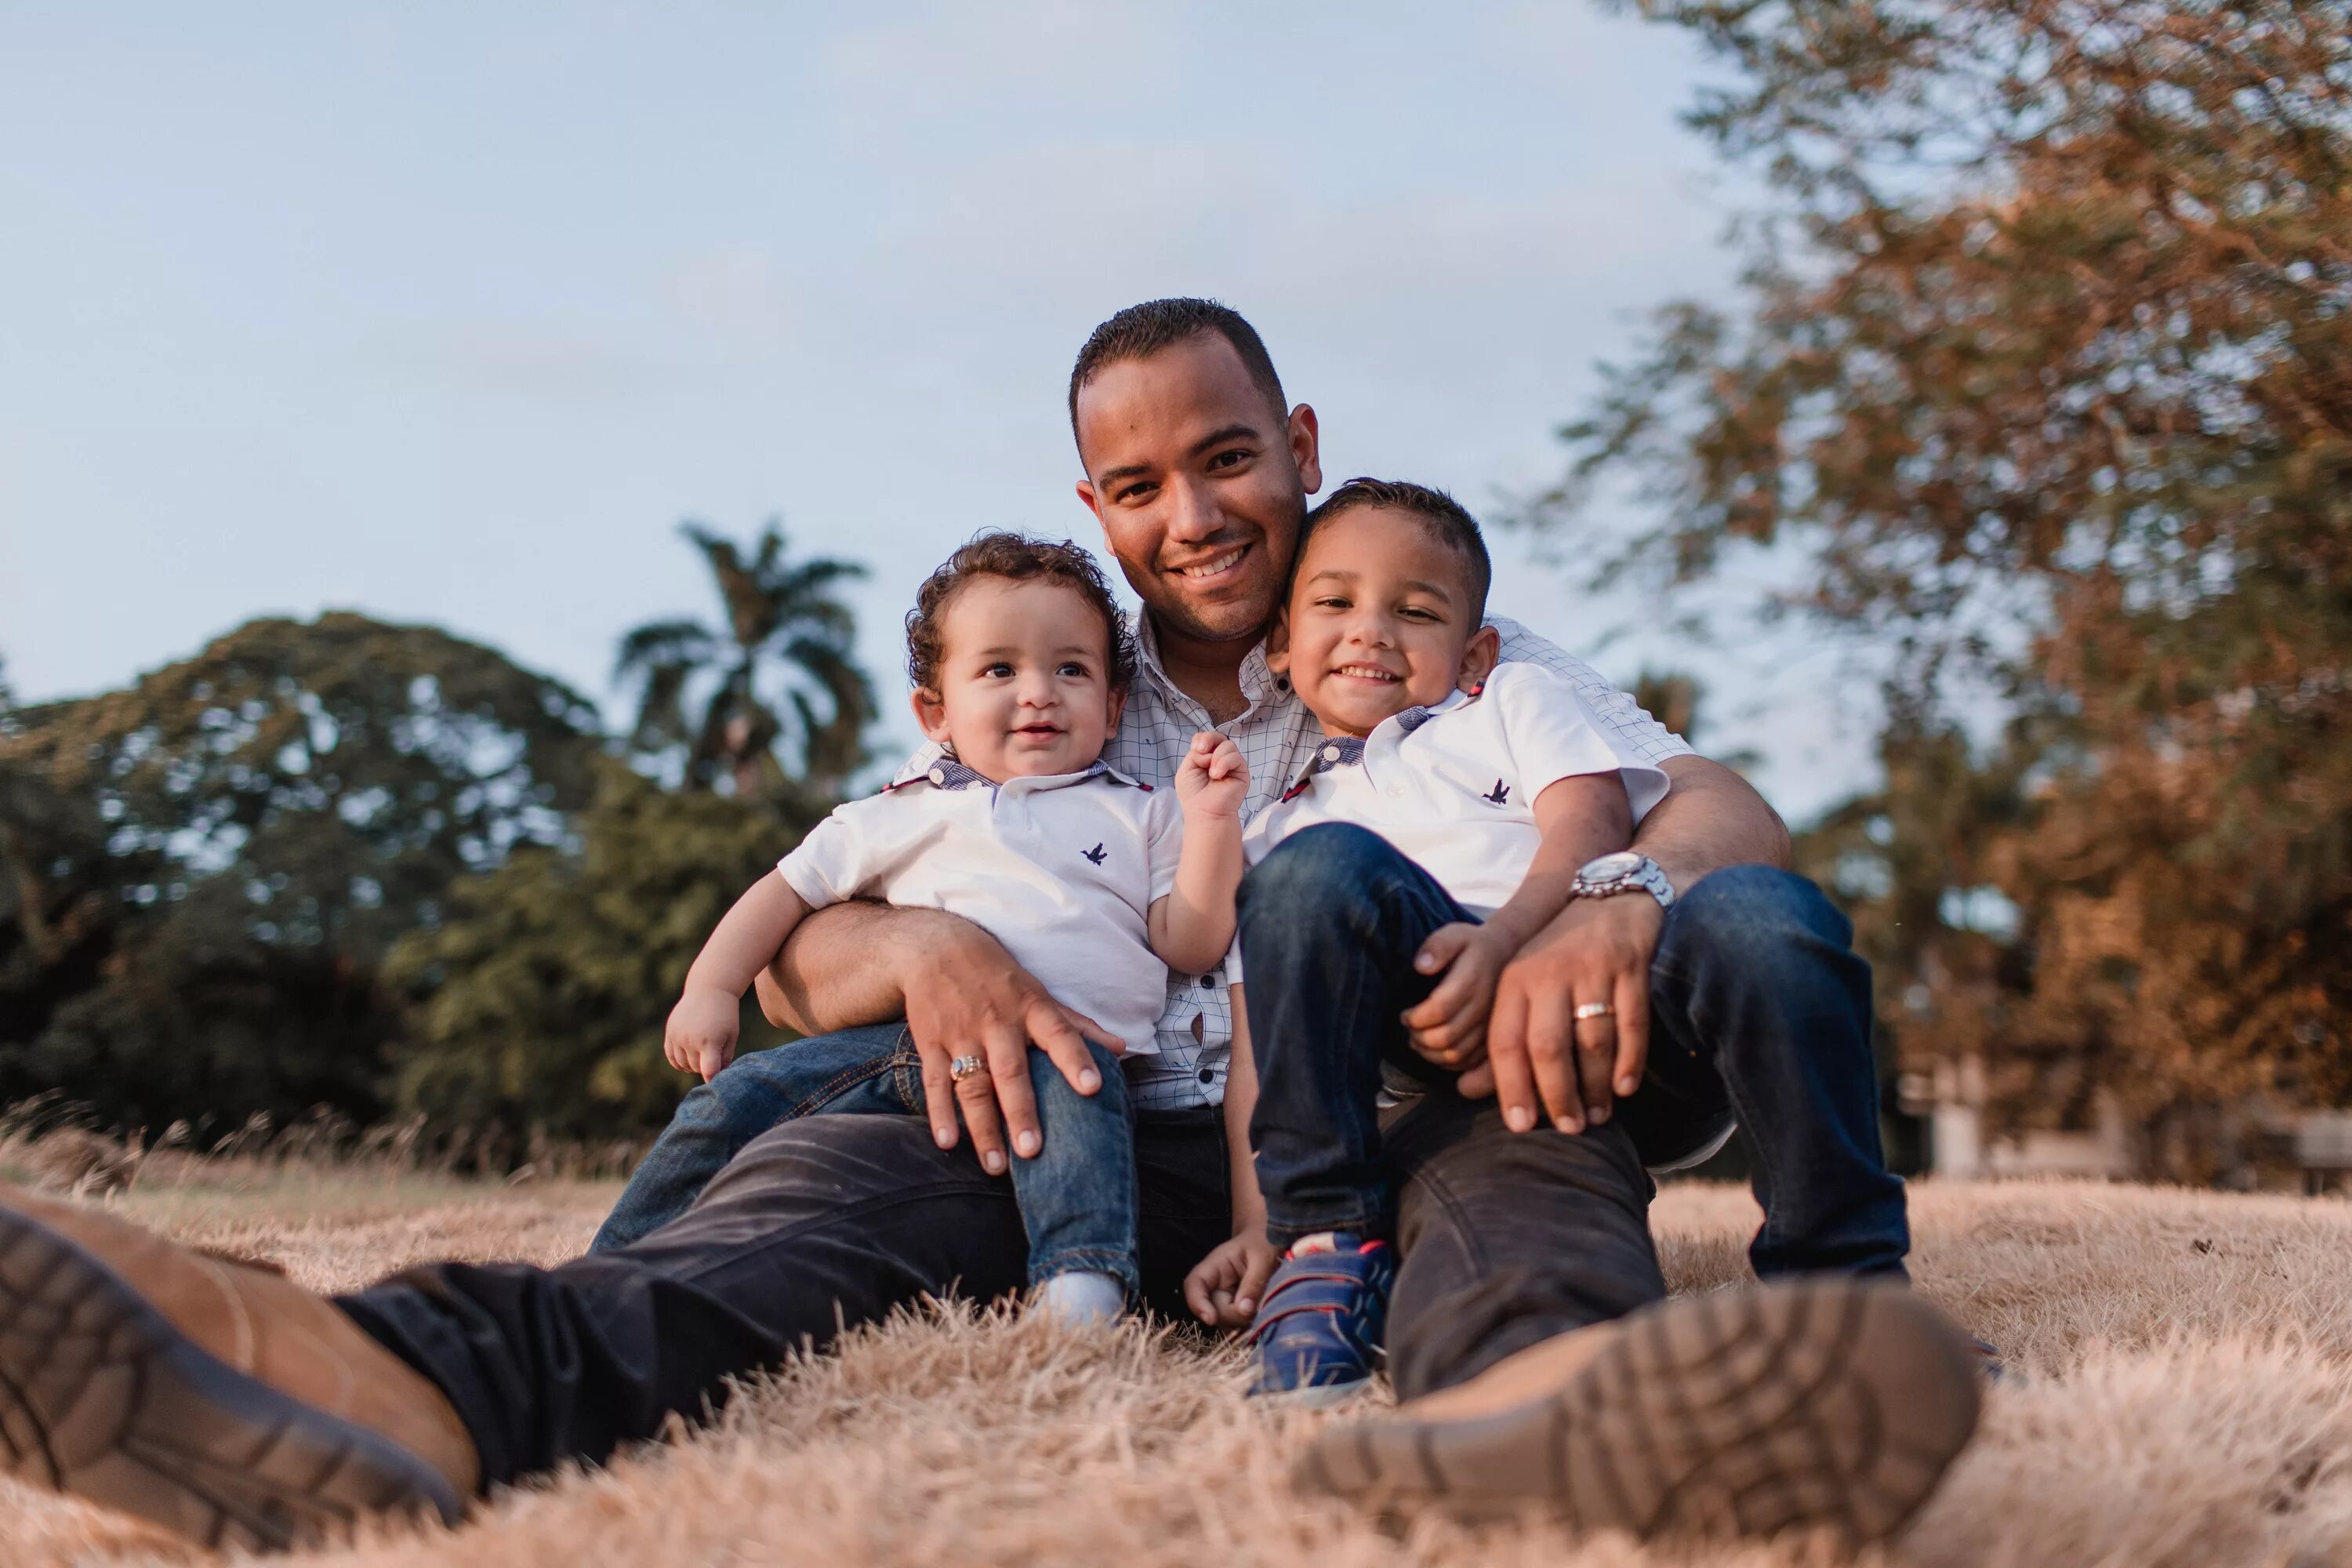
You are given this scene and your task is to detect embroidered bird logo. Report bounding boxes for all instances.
[1082,843,1107,865]
[1483,779,1511,805]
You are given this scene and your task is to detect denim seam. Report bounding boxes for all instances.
[782,1054,913,1121]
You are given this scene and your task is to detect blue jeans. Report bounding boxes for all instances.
[1239,823,1908,1277]
[590,1024,1140,1296]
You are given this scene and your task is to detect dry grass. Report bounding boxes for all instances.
[3,1170,2350,1568]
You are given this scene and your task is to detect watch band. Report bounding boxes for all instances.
[1572,854,1677,911]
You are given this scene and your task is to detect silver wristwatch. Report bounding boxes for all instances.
[1570,851,1676,910]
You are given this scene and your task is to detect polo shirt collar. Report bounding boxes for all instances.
[889,755,1127,796]
[1280,684,1479,796]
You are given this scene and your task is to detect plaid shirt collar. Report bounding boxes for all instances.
[1131,610,1287,722]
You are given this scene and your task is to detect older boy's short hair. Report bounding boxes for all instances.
[1067,298,1287,440]
[905,532,1137,694]
[1300,478,1493,622]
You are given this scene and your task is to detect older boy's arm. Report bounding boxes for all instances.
[1452,754,1789,1125]
[754,900,1122,1177]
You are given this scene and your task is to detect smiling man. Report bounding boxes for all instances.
[0,300,1976,1554]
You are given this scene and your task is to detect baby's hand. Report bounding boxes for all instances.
[665,985,741,1081]
[1182,1229,1279,1329]
[1174,731,1248,819]
[1398,922,1516,1073]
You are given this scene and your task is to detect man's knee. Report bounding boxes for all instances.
[1237,822,1399,927]
[1663,863,1852,970]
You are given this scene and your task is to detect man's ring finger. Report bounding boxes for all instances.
[949,1053,988,1083]
[1573,1002,1615,1022]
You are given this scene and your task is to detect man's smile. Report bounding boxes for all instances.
[1169,543,1250,583]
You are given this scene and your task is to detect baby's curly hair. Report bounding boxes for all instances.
[905,532,1137,694]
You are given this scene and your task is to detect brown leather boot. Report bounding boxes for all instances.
[0,1182,479,1552]
[1294,1277,1980,1545]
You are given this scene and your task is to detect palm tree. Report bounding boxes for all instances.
[615,521,873,803]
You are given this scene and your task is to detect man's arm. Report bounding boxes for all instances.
[753,900,1122,1175]
[1446,753,1790,1130]
[1636,753,1791,886]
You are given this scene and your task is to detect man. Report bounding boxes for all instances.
[0,300,1976,1554]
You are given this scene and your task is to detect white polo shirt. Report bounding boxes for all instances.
[1233,662,1671,975]
[777,757,1181,1056]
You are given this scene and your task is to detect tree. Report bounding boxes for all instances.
[0,614,604,1131]
[1537,0,2352,1167]
[383,760,809,1149]
[617,521,874,806]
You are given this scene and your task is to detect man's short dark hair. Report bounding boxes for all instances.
[1067,297,1287,443]
[1299,477,1493,622]
[905,532,1136,694]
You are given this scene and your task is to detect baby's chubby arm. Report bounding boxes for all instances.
[1147,731,1248,975]
[668,872,811,1081]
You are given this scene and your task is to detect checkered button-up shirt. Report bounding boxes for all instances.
[888,612,1693,1111]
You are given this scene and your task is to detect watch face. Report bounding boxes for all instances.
[1581,851,1646,882]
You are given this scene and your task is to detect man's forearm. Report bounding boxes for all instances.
[1635,755,1791,891]
[755,898,923,1034]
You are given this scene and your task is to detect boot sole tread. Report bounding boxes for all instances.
[1293,1279,1980,1544]
[0,1203,463,1551]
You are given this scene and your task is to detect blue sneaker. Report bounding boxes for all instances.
[1246,1233,1396,1405]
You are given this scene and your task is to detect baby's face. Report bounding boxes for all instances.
[913,576,1123,779]
[1273,506,1495,739]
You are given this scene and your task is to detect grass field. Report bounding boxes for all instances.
[2,1164,2349,1568]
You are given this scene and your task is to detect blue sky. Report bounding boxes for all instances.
[0,2,1874,821]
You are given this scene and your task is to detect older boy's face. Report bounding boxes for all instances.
[1073,333,1322,652]
[1272,506,1497,739]
[911,577,1124,780]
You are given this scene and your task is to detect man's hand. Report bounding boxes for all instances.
[895,913,1126,1175]
[665,985,741,1082]
[1454,893,1664,1134]
[1174,730,1247,819]
[1397,922,1517,1068]
[1182,1230,1279,1329]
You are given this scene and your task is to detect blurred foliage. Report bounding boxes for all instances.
[1547,0,2352,1170]
[0,518,873,1151]
[384,760,810,1149]
[0,615,604,1131]
[618,520,873,805]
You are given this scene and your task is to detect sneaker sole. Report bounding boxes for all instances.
[0,1202,463,1552]
[1293,1279,1980,1544]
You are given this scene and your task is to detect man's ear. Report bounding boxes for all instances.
[1457,623,1501,691]
[1075,477,1103,524]
[1265,606,1294,677]
[1287,404,1323,496]
[910,686,952,745]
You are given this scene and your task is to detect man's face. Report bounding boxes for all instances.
[1073,334,1323,650]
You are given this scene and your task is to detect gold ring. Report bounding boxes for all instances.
[1573,1002,1615,1021]
[949,1054,987,1082]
